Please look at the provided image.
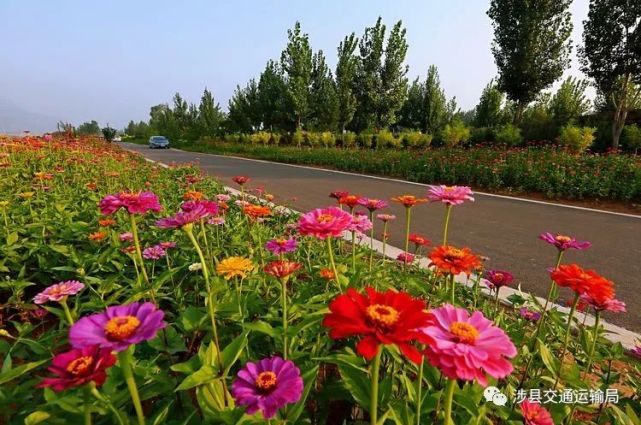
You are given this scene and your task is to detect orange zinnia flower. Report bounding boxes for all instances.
[243,204,271,219]
[183,190,204,201]
[338,195,362,209]
[86,182,97,190]
[391,195,428,208]
[551,264,614,304]
[320,268,335,280]
[428,245,481,276]
[89,231,107,241]
[98,219,116,227]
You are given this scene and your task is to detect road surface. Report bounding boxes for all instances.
[121,143,641,332]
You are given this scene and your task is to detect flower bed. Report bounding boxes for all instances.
[1,135,640,424]
[172,140,641,204]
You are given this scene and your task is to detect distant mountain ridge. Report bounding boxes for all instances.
[0,98,59,134]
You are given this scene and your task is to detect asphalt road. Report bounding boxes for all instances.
[121,143,641,332]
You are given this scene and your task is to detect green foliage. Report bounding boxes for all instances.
[292,129,305,148]
[375,129,399,149]
[310,51,339,131]
[441,119,471,148]
[319,131,335,148]
[76,120,101,135]
[474,80,504,127]
[227,79,261,133]
[101,126,117,142]
[493,124,522,146]
[488,0,573,122]
[400,131,432,149]
[280,22,313,129]
[341,131,357,148]
[622,124,641,152]
[198,88,224,137]
[558,125,597,154]
[258,60,292,132]
[548,77,591,126]
[422,65,448,134]
[336,33,359,131]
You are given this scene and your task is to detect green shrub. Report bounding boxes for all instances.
[493,124,523,147]
[558,125,596,154]
[357,133,374,149]
[306,131,321,147]
[401,131,421,148]
[376,130,400,149]
[623,124,641,153]
[319,131,335,148]
[418,133,433,148]
[441,119,471,148]
[292,130,305,148]
[341,131,356,148]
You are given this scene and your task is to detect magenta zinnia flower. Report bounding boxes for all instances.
[519,307,541,322]
[520,399,554,425]
[357,197,388,211]
[34,281,84,304]
[483,270,514,290]
[297,207,352,240]
[348,213,373,234]
[142,245,166,260]
[329,190,349,200]
[397,252,415,264]
[69,302,166,352]
[427,185,474,205]
[232,356,303,419]
[580,293,626,313]
[421,304,517,386]
[99,191,162,215]
[539,232,591,252]
[181,200,219,216]
[265,238,298,255]
[38,345,116,392]
[630,345,641,359]
[155,205,209,229]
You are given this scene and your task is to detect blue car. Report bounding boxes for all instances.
[148,136,170,149]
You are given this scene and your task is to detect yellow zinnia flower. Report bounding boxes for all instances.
[216,256,254,280]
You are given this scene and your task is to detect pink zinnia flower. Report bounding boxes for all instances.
[69,302,166,352]
[182,200,219,216]
[630,345,641,359]
[155,205,209,229]
[357,197,388,211]
[142,245,166,260]
[483,270,514,290]
[265,238,298,255]
[207,216,225,225]
[519,308,541,322]
[397,252,415,264]
[421,304,517,386]
[297,207,352,240]
[232,356,303,419]
[580,294,626,313]
[348,213,373,234]
[520,399,554,425]
[119,232,133,242]
[99,191,162,215]
[539,232,591,251]
[34,281,84,304]
[159,241,176,249]
[38,345,117,392]
[427,185,474,205]
[216,194,231,202]
[376,213,396,222]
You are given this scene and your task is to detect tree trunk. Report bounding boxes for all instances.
[513,101,525,125]
[612,106,627,152]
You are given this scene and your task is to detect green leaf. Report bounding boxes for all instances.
[338,364,371,412]
[180,306,207,332]
[147,325,186,354]
[0,359,47,385]
[243,321,280,338]
[6,232,18,246]
[24,411,51,425]
[286,365,319,422]
[220,332,248,375]
[175,365,217,391]
[537,338,559,375]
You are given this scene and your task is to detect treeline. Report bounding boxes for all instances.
[123,0,640,151]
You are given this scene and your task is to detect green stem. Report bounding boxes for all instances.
[129,215,149,286]
[59,298,74,325]
[585,312,600,374]
[443,205,452,246]
[450,274,456,305]
[416,356,424,425]
[118,350,145,425]
[382,221,388,261]
[370,347,382,425]
[351,230,356,272]
[493,288,501,322]
[84,385,92,425]
[443,379,456,425]
[368,211,375,272]
[554,293,580,388]
[534,251,565,340]
[281,277,288,359]
[404,207,411,256]
[326,237,341,292]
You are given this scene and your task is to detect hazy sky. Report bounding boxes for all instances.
[1,0,591,128]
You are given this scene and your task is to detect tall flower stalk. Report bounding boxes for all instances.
[118,349,145,425]
[370,347,382,425]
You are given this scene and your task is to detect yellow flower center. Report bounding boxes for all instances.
[366,304,400,327]
[445,248,465,260]
[555,235,572,243]
[450,321,479,344]
[276,238,288,246]
[66,356,94,375]
[493,273,504,280]
[316,214,334,223]
[255,371,278,391]
[104,316,140,341]
[444,186,455,191]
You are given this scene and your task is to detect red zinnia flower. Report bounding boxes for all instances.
[409,234,431,247]
[233,176,250,185]
[263,260,302,279]
[322,287,430,363]
[38,345,117,391]
[338,195,362,209]
[550,264,614,303]
[428,245,481,276]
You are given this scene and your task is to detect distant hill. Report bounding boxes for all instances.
[0,98,58,134]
